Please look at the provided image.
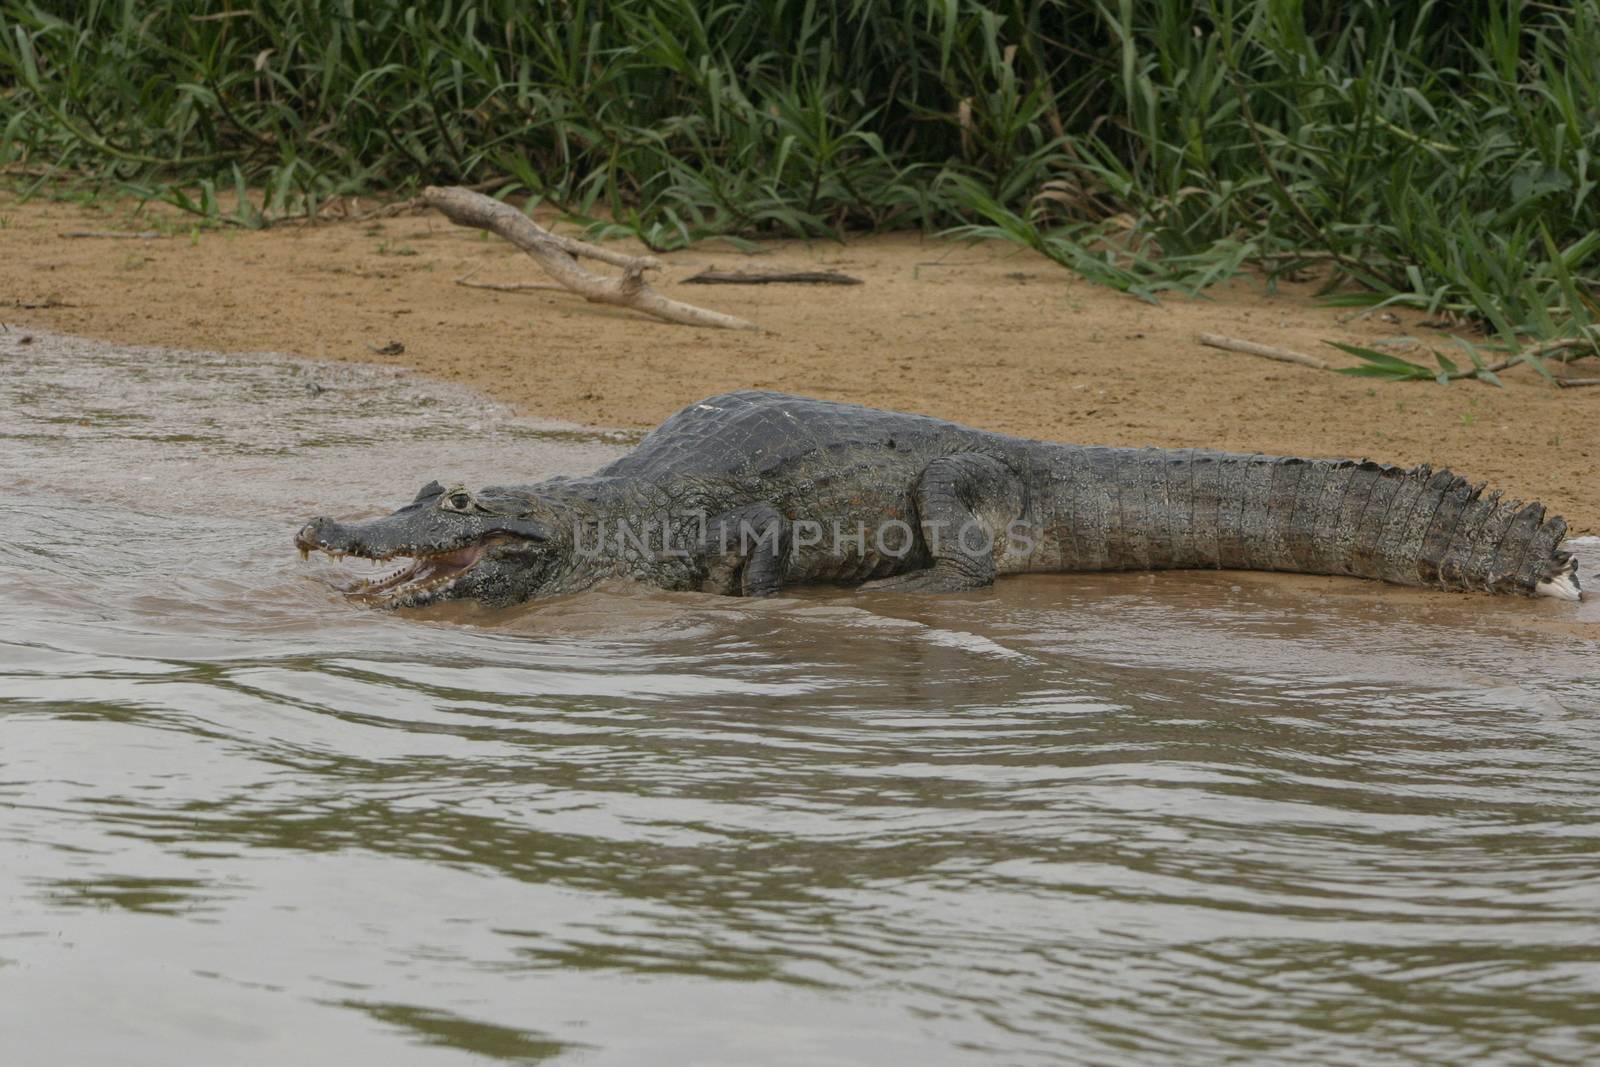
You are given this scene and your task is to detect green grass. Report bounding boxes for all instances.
[3,0,1600,366]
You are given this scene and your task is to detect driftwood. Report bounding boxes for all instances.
[422,185,757,331]
[1196,332,1331,370]
[683,267,862,286]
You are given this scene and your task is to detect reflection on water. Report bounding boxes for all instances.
[2,331,1598,1065]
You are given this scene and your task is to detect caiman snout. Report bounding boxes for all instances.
[296,518,333,549]
[295,517,360,559]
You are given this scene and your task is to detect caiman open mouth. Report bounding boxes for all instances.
[299,542,489,601]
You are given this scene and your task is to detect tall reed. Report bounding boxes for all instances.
[4,1,1597,347]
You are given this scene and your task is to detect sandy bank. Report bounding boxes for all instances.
[3,190,1596,533]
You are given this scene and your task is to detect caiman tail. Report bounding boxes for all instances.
[1049,449,1581,599]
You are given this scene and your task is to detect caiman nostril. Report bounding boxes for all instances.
[295,518,337,552]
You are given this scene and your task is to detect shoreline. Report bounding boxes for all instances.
[4,319,1593,633]
[4,190,1597,533]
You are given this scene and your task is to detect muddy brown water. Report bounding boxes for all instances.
[2,330,1599,1066]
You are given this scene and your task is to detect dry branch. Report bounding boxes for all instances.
[1556,377,1600,388]
[683,267,862,285]
[1196,332,1331,370]
[422,185,756,330]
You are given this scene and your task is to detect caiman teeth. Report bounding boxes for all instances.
[329,543,491,601]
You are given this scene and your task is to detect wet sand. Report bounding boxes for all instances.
[2,189,1597,533]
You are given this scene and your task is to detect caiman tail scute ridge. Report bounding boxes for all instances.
[1046,450,1579,599]
[294,390,1581,608]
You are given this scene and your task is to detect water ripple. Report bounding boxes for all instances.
[2,331,1598,1065]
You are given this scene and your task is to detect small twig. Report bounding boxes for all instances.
[8,297,75,309]
[454,277,566,293]
[349,198,423,222]
[1474,334,1600,375]
[454,263,583,293]
[1556,377,1600,388]
[1196,332,1331,370]
[1521,335,1599,362]
[424,185,756,330]
[0,164,59,179]
[62,230,165,240]
[683,267,863,286]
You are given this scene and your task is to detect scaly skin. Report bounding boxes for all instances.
[294,390,1581,607]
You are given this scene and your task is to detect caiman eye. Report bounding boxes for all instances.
[442,489,474,512]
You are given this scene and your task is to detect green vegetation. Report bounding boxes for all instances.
[3,0,1600,363]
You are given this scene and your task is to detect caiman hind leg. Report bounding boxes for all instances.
[861,453,1026,593]
[699,504,789,597]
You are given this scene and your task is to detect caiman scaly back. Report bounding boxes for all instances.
[296,391,1581,607]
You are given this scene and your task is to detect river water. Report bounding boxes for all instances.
[2,329,1598,1066]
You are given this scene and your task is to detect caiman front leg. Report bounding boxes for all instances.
[862,453,1025,593]
[698,504,789,597]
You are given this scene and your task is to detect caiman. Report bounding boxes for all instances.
[294,390,1581,607]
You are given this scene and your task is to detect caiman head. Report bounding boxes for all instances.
[295,480,573,608]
